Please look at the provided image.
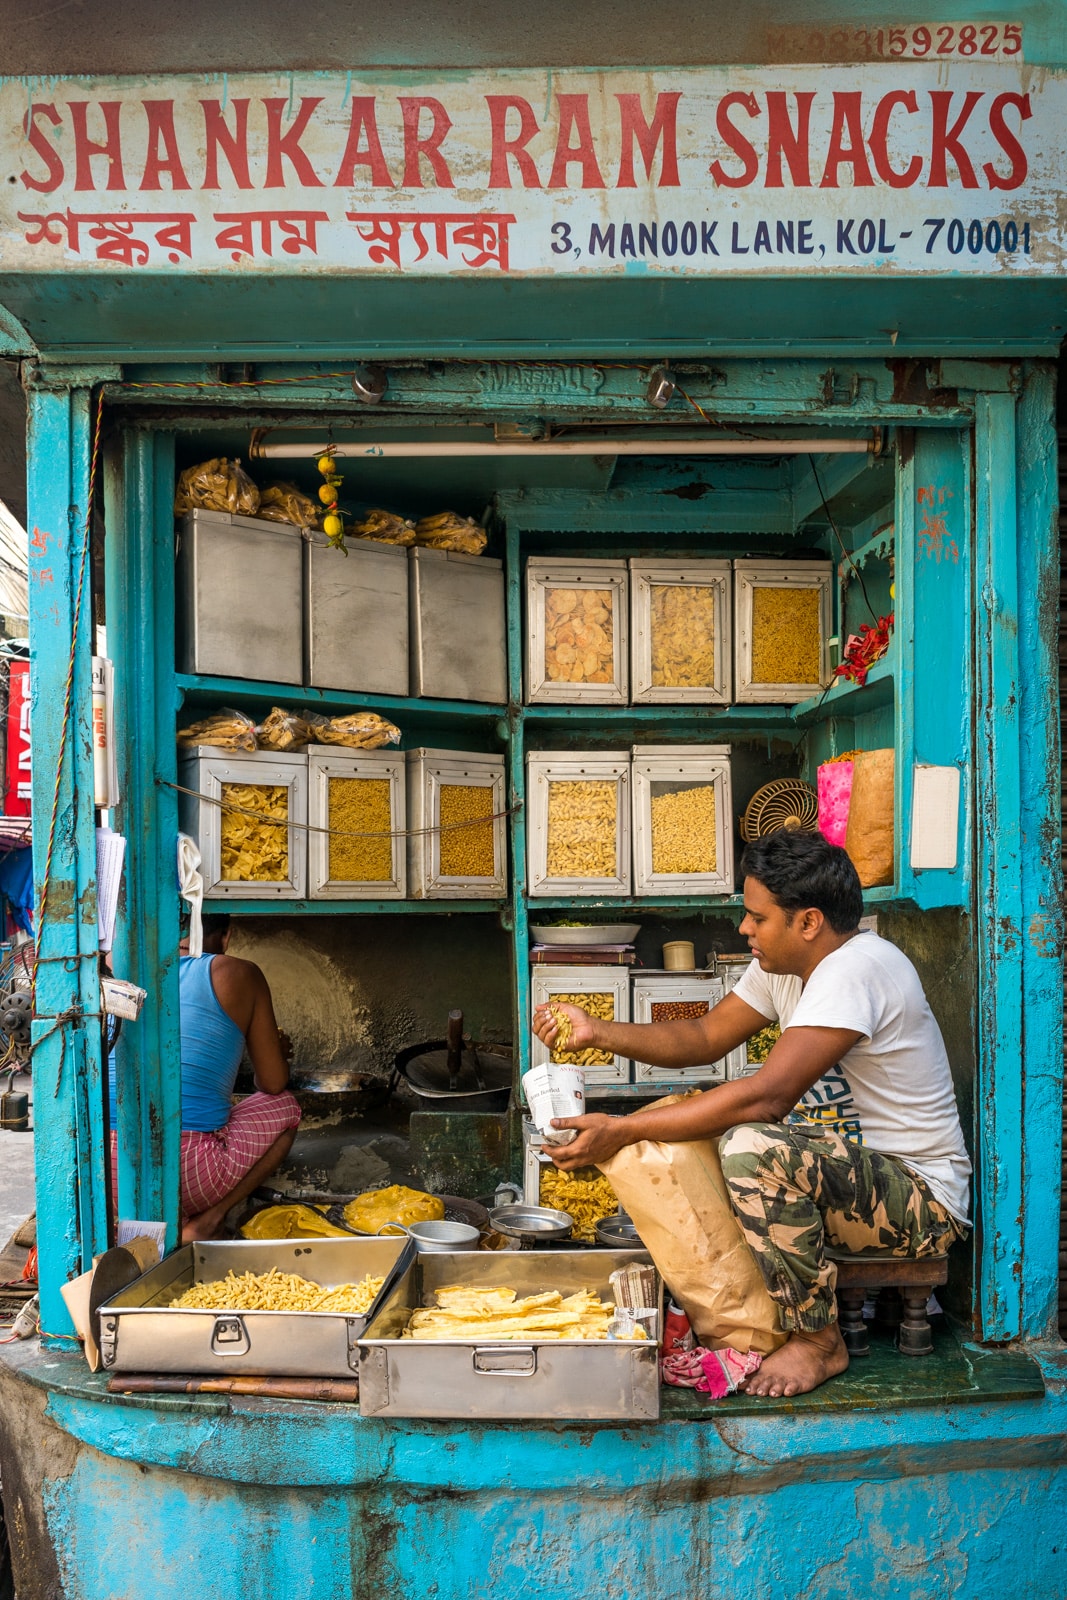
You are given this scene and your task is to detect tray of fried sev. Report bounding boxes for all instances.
[97,1237,416,1378]
[358,1248,661,1420]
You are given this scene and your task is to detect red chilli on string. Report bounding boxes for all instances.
[834,613,894,687]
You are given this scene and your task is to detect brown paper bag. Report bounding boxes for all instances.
[844,747,895,888]
[598,1108,786,1354]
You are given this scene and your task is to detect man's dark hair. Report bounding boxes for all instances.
[739,830,863,934]
[200,913,232,941]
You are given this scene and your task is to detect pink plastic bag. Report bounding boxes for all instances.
[818,760,855,847]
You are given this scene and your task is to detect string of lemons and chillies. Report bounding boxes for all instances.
[317,450,347,553]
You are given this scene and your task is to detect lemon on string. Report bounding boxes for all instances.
[316,448,347,554]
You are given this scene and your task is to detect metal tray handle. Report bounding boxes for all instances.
[210,1315,250,1356]
[472,1346,537,1377]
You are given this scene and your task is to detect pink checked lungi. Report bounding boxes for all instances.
[111,1090,302,1219]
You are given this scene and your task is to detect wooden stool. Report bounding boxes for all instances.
[827,1251,950,1358]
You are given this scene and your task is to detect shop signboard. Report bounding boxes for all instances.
[0,61,1063,278]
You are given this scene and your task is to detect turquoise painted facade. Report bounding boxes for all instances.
[1,24,1067,1599]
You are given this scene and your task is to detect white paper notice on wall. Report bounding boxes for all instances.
[910,765,961,871]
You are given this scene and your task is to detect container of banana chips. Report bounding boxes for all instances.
[358,1248,661,1420]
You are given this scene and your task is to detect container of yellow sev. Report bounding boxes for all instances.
[95,1236,415,1379]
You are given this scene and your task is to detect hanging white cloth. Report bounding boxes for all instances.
[177,833,204,956]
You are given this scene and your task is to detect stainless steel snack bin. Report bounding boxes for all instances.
[358,1248,661,1420]
[409,546,507,703]
[176,509,304,685]
[98,1237,415,1379]
[306,531,410,696]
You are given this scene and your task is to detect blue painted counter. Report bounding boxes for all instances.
[1,1335,1065,1599]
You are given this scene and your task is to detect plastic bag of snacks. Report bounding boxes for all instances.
[351,508,416,546]
[254,706,312,752]
[177,708,258,753]
[304,710,401,749]
[414,512,487,556]
[257,482,322,530]
[174,457,260,517]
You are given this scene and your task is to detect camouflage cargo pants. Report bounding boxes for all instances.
[718,1122,964,1333]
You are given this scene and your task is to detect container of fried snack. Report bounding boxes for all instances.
[525,557,628,704]
[630,558,733,704]
[529,963,631,1085]
[257,481,322,530]
[351,508,417,546]
[303,710,401,749]
[176,508,303,683]
[174,457,260,518]
[255,706,312,752]
[414,512,487,555]
[96,1236,416,1378]
[307,745,406,899]
[358,1247,661,1419]
[177,747,307,898]
[733,558,833,704]
[177,708,257,754]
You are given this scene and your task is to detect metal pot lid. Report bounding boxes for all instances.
[488,1204,573,1240]
[402,1046,512,1098]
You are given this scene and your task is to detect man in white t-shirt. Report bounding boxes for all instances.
[532,829,970,1398]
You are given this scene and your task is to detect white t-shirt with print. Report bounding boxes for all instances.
[731,931,971,1223]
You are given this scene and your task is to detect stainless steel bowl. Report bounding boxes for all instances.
[530,924,641,946]
[488,1204,573,1242]
[594,1214,643,1248]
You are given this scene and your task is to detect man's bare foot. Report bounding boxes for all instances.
[742,1323,849,1398]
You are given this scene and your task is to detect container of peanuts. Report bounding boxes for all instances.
[733,559,834,704]
[630,972,726,1085]
[631,744,735,897]
[530,966,631,1084]
[525,558,629,704]
[629,558,733,705]
[525,751,631,897]
[406,748,507,899]
[307,746,406,899]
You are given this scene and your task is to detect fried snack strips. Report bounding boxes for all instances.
[649,785,717,875]
[257,481,321,529]
[304,710,401,749]
[539,1166,619,1243]
[255,706,312,752]
[414,512,487,555]
[545,779,617,879]
[175,457,260,517]
[219,782,289,881]
[751,586,823,685]
[177,709,258,754]
[169,1267,384,1315]
[402,1284,642,1341]
[438,784,496,878]
[548,993,615,1067]
[351,509,416,546]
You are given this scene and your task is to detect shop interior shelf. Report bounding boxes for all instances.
[525,893,746,912]
[791,652,895,725]
[521,703,799,733]
[203,898,509,916]
[175,673,507,729]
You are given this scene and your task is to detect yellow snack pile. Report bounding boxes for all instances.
[439,784,496,878]
[220,782,289,881]
[342,1184,445,1236]
[168,1267,384,1315]
[549,993,615,1067]
[539,1166,619,1243]
[402,1284,643,1341]
[747,1022,782,1065]
[543,587,615,684]
[414,512,487,555]
[546,780,617,879]
[240,1205,352,1240]
[751,586,822,685]
[328,777,393,883]
[650,584,717,687]
[650,785,717,875]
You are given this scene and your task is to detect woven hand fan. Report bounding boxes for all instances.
[740,779,819,843]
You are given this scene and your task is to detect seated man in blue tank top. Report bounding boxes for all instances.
[110,913,302,1240]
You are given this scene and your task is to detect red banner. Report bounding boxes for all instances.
[6,660,31,817]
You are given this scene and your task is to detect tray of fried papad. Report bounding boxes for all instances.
[357,1248,661,1420]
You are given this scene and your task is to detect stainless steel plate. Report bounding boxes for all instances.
[530,924,641,945]
[489,1204,572,1241]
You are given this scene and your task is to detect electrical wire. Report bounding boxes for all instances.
[808,454,879,625]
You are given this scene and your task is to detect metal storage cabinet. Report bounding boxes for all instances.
[409,546,507,703]
[529,964,631,1084]
[630,972,726,1084]
[178,746,308,899]
[305,532,409,696]
[631,744,734,896]
[176,509,304,685]
[406,747,507,899]
[525,558,629,704]
[630,558,732,704]
[526,751,631,897]
[734,559,833,704]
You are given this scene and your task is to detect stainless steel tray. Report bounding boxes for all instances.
[98,1237,415,1379]
[358,1248,661,1421]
